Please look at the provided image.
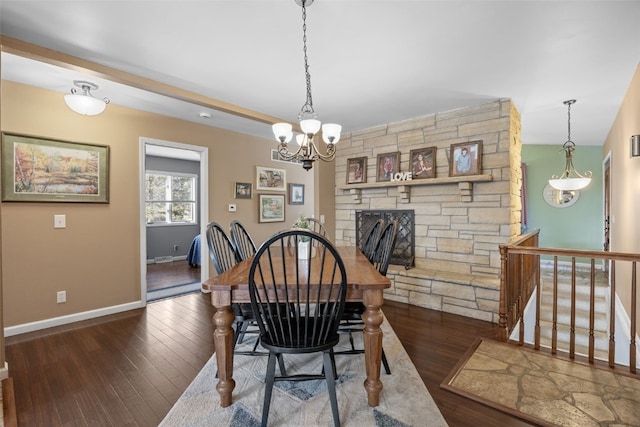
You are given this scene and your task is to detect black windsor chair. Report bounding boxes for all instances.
[359,219,384,262]
[338,220,399,375]
[230,220,257,262]
[248,229,347,427]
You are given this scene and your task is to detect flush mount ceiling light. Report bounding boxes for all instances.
[64,80,110,116]
[548,99,592,191]
[271,0,342,171]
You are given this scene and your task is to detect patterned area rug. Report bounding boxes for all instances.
[442,338,640,427]
[160,318,448,427]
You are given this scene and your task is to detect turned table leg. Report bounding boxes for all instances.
[362,289,384,407]
[212,297,235,407]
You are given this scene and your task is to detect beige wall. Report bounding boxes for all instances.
[1,80,315,328]
[602,62,640,321]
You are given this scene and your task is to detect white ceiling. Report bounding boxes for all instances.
[1,1,639,146]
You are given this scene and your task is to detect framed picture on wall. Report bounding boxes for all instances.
[234,182,252,199]
[1,132,110,203]
[256,166,286,191]
[259,194,285,223]
[289,183,305,205]
[346,157,367,184]
[449,140,483,177]
[376,151,400,182]
[409,147,436,179]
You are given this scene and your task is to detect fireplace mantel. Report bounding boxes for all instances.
[338,173,493,203]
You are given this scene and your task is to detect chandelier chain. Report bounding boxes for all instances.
[299,0,314,118]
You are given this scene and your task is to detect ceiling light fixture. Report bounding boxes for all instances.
[271,0,341,171]
[548,99,592,191]
[64,80,110,116]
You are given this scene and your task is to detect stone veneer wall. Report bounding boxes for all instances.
[334,99,522,323]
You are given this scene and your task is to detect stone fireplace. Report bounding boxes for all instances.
[333,99,522,323]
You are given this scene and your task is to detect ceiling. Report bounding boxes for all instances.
[1,1,639,147]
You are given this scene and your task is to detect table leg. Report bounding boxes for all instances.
[212,300,235,407]
[362,289,384,407]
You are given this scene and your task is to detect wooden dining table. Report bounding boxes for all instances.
[202,245,391,408]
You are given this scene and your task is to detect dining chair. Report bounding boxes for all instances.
[339,220,399,375]
[305,217,328,237]
[359,219,384,263]
[206,221,262,357]
[228,220,259,345]
[248,229,347,427]
[230,220,257,261]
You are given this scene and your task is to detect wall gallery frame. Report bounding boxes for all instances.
[256,166,286,191]
[376,151,400,182]
[289,183,305,205]
[259,194,285,223]
[449,140,483,177]
[234,182,252,199]
[409,147,436,179]
[346,157,367,184]
[1,132,110,203]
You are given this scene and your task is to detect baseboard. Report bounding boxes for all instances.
[146,255,188,264]
[539,258,605,271]
[3,300,144,337]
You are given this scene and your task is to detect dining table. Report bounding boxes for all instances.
[202,245,391,408]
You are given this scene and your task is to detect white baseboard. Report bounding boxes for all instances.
[146,255,188,264]
[0,362,8,381]
[3,300,144,337]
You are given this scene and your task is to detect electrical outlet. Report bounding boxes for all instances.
[56,291,66,303]
[173,244,179,251]
[54,214,66,229]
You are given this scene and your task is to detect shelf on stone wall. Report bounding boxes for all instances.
[337,174,493,203]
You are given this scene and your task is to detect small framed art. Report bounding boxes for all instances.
[346,157,367,184]
[234,182,252,199]
[409,147,436,179]
[449,140,483,177]
[376,152,400,182]
[289,183,305,205]
[256,166,286,191]
[259,194,285,223]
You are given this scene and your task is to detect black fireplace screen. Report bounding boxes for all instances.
[356,210,415,268]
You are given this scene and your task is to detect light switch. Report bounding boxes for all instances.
[54,214,66,229]
[228,204,237,212]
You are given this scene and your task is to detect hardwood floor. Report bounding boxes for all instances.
[4,291,533,426]
[146,260,201,291]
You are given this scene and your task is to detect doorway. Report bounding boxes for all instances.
[139,137,209,304]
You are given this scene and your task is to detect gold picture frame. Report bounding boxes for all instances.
[1,132,110,203]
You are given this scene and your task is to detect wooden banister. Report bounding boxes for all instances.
[499,235,640,374]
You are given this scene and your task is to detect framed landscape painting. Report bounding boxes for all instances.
[449,140,483,177]
[259,194,285,223]
[234,182,252,199]
[1,132,110,203]
[256,166,286,191]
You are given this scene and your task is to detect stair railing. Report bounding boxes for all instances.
[499,234,640,373]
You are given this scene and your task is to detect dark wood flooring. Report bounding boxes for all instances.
[5,265,533,426]
[146,260,201,291]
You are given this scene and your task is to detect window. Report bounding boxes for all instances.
[145,170,197,225]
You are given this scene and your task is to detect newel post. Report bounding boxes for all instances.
[498,243,509,341]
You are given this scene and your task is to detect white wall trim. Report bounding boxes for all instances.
[614,292,640,368]
[3,301,143,337]
[0,362,8,381]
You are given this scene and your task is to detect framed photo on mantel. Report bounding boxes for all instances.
[449,140,483,177]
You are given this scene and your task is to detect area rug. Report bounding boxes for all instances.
[442,338,640,427]
[160,318,448,427]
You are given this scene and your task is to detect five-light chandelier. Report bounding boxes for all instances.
[548,99,592,191]
[272,0,341,171]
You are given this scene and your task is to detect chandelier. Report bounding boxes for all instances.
[548,99,592,191]
[64,80,110,116]
[272,0,341,171]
